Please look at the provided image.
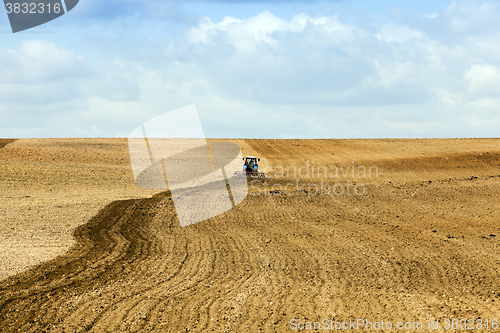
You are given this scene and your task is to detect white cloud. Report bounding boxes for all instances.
[3,1,500,138]
[375,25,423,43]
[465,64,500,97]
[444,0,500,33]
[188,11,353,51]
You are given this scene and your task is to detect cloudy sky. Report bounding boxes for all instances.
[1,0,499,138]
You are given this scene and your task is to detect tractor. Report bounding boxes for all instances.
[234,156,265,178]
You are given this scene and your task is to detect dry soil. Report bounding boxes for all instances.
[1,138,500,332]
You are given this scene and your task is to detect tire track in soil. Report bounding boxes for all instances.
[0,139,17,149]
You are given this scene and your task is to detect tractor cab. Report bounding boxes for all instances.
[243,156,260,172]
[234,156,265,178]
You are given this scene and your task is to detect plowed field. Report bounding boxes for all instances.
[1,138,500,332]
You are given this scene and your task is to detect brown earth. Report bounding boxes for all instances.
[1,138,500,332]
[0,139,158,280]
[0,140,17,149]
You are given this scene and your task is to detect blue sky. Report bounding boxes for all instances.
[1,0,499,138]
